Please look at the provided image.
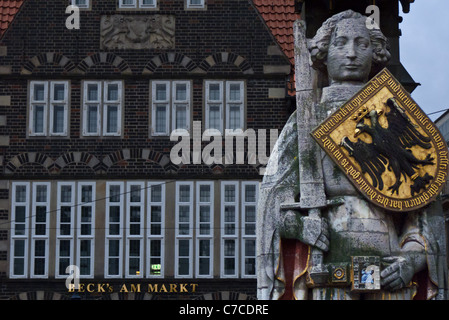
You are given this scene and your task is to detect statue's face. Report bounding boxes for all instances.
[326,18,372,85]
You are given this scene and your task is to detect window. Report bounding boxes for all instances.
[220,181,239,278]
[241,182,258,278]
[119,0,157,9]
[77,182,96,278]
[10,183,30,278]
[71,0,90,8]
[29,81,69,137]
[105,182,124,278]
[196,182,214,278]
[126,182,144,278]
[186,0,205,9]
[175,182,193,278]
[147,182,165,278]
[82,81,123,137]
[31,183,50,278]
[205,80,245,133]
[56,182,75,278]
[10,182,96,279]
[151,81,191,136]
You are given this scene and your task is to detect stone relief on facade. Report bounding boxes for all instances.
[100,15,175,50]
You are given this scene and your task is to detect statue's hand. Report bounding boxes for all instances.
[380,255,414,291]
[381,242,427,292]
[281,210,329,252]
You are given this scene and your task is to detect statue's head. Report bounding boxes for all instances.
[309,10,391,86]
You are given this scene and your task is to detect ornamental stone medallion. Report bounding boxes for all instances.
[312,68,449,212]
[100,15,175,50]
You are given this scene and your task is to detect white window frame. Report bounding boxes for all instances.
[241,182,258,278]
[186,0,205,9]
[10,182,30,278]
[29,81,70,137]
[172,81,191,135]
[119,0,157,9]
[77,182,96,278]
[175,181,194,278]
[220,181,239,278]
[147,182,165,278]
[205,80,245,133]
[205,80,224,134]
[30,182,50,278]
[105,182,125,278]
[195,181,214,278]
[151,80,191,136]
[71,0,90,9]
[49,81,69,136]
[151,80,170,136]
[226,81,245,131]
[82,81,101,136]
[125,182,145,278]
[55,182,76,279]
[82,80,123,137]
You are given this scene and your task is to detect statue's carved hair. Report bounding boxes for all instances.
[309,10,391,73]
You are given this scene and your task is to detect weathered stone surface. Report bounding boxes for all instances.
[100,15,175,50]
[257,10,447,301]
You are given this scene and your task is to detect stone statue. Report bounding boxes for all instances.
[256,10,447,300]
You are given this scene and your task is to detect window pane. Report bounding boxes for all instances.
[15,186,27,202]
[208,105,221,130]
[175,83,187,101]
[53,84,66,101]
[179,185,190,202]
[110,185,121,202]
[87,105,98,133]
[199,185,210,202]
[224,185,235,202]
[107,84,119,101]
[87,84,98,101]
[36,185,47,202]
[142,0,154,4]
[130,185,141,202]
[175,105,187,130]
[53,105,65,133]
[156,84,167,101]
[106,105,118,133]
[245,185,256,202]
[191,0,202,4]
[34,84,45,101]
[33,105,45,133]
[81,185,93,203]
[151,185,162,202]
[209,84,220,101]
[155,105,167,133]
[60,186,72,203]
[229,84,241,101]
[229,105,241,130]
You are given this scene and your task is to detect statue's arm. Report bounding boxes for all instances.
[279,210,329,252]
[381,213,427,291]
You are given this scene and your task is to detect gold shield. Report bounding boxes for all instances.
[312,68,448,212]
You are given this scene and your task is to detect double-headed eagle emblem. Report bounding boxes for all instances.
[340,98,434,196]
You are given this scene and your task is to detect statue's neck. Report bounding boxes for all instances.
[320,83,364,105]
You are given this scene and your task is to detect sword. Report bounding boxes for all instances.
[283,19,329,285]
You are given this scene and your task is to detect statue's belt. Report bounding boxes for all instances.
[308,256,384,292]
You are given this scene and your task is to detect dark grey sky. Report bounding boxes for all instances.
[400,0,449,121]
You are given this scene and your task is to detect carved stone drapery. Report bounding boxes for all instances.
[100,15,175,50]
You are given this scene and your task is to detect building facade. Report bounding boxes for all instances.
[0,0,296,299]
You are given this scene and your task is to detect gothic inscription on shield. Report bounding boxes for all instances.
[312,68,448,212]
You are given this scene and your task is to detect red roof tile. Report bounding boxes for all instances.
[253,0,300,66]
[0,0,25,38]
